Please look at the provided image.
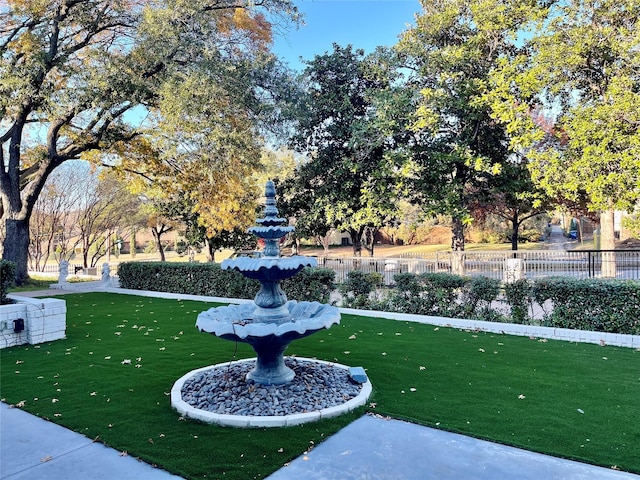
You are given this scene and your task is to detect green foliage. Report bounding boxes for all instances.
[117,263,640,334]
[118,262,258,299]
[462,276,502,321]
[532,278,640,335]
[0,0,299,281]
[280,268,336,304]
[396,0,527,250]
[117,262,335,303]
[285,45,407,255]
[0,260,16,305]
[339,270,383,308]
[503,279,533,325]
[377,272,501,320]
[486,0,640,224]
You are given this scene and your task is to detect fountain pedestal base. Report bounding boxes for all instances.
[246,339,294,385]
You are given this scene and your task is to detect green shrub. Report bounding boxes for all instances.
[339,270,383,309]
[118,262,257,299]
[377,272,468,317]
[503,279,533,324]
[0,259,16,305]
[463,276,502,321]
[118,262,335,303]
[281,268,336,304]
[532,277,640,334]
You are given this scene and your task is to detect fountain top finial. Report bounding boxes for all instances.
[255,180,289,229]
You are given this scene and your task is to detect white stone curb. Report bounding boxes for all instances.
[171,357,372,428]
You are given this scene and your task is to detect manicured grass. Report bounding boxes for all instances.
[1,292,639,478]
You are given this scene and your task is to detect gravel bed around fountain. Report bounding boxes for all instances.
[171,357,372,428]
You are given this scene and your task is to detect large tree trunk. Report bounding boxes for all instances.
[600,209,616,278]
[205,237,215,262]
[350,228,363,256]
[362,226,376,257]
[451,217,465,275]
[151,227,167,262]
[2,218,30,285]
[511,214,520,251]
[451,217,465,251]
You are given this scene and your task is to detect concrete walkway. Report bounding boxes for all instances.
[0,402,183,480]
[2,402,639,480]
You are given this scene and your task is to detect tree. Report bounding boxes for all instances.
[29,162,90,270]
[287,44,406,256]
[74,173,141,268]
[469,160,550,250]
[487,0,640,274]
[396,0,545,251]
[0,0,298,283]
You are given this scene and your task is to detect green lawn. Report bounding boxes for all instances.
[1,292,638,479]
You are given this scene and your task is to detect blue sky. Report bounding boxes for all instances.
[273,0,422,70]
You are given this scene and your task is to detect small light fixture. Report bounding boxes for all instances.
[13,318,25,333]
[349,366,367,384]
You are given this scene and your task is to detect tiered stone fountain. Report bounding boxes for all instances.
[171,181,371,427]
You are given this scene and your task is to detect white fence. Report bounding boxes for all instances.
[316,250,640,285]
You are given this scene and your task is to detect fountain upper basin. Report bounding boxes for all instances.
[221,256,317,282]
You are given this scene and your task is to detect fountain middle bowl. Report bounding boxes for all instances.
[196,301,339,339]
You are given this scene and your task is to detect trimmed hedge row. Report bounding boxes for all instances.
[117,262,336,304]
[342,272,503,322]
[532,277,640,334]
[117,263,640,335]
[0,259,16,305]
[340,272,640,335]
